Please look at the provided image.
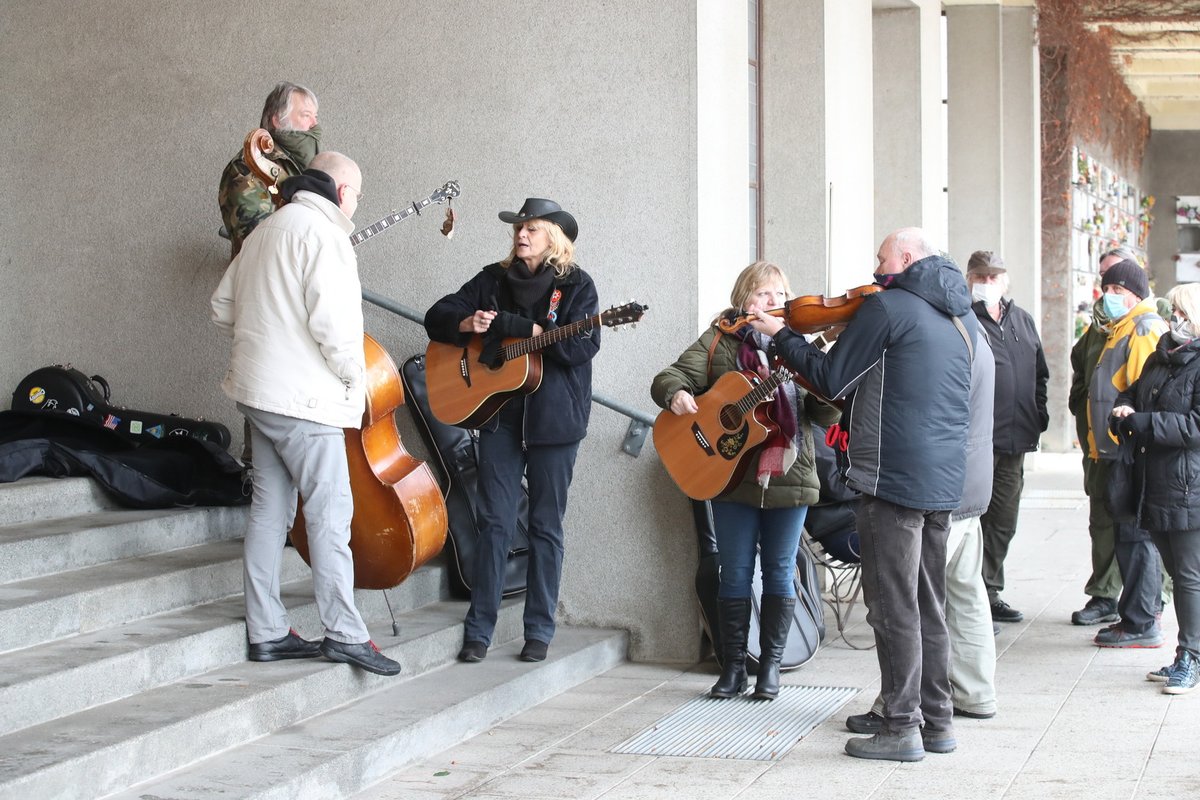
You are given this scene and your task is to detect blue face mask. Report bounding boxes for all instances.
[1102,292,1130,321]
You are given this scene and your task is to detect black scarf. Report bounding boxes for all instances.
[279,169,340,207]
[506,260,555,314]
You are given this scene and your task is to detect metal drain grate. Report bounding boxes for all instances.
[611,684,857,761]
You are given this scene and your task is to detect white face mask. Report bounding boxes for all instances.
[1171,316,1195,343]
[971,282,1003,307]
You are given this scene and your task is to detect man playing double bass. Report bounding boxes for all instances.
[211,151,400,676]
[218,81,322,259]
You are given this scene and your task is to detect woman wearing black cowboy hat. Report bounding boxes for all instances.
[424,198,598,664]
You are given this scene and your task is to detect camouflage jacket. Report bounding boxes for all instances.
[217,147,302,258]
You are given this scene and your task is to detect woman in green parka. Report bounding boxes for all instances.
[651,261,840,700]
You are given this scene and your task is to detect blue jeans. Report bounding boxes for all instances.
[710,501,807,598]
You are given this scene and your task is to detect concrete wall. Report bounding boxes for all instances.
[1145,130,1200,293]
[0,0,709,662]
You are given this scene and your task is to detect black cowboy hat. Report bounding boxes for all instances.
[498,198,578,242]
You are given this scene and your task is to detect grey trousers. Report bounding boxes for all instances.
[239,404,369,645]
[1150,530,1200,656]
[857,494,953,733]
[869,514,996,718]
[981,452,1025,602]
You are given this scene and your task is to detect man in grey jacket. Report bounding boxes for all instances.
[845,330,999,733]
[758,227,977,762]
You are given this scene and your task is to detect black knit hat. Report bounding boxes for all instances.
[1101,259,1149,300]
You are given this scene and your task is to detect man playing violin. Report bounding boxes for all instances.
[218,82,322,260]
[749,227,977,762]
[212,151,400,677]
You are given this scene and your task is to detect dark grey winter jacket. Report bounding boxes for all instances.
[773,255,977,511]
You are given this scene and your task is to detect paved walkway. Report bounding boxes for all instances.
[366,453,1199,799]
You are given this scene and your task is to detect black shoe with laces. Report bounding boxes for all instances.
[990,598,1024,623]
[320,638,402,676]
[1071,596,1120,625]
[846,711,884,734]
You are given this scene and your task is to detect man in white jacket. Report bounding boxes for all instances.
[211,151,400,676]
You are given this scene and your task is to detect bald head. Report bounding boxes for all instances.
[310,151,362,219]
[876,227,937,277]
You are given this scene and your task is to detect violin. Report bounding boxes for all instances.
[718,284,883,335]
[290,335,448,589]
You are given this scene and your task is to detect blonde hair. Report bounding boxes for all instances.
[726,261,793,314]
[500,220,577,277]
[1168,283,1200,323]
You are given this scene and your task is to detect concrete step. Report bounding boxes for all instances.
[0,599,538,800]
[0,540,311,655]
[0,504,246,583]
[108,626,627,800]
[0,476,118,525]
[0,560,448,737]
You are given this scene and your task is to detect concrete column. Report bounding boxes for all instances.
[697,0,750,326]
[947,4,1040,316]
[761,0,874,294]
[873,1,947,249]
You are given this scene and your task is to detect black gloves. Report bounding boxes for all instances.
[1117,412,1153,443]
[489,311,535,340]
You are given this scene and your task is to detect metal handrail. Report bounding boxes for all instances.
[362,288,652,455]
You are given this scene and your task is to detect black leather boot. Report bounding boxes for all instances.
[710,598,751,698]
[753,594,795,700]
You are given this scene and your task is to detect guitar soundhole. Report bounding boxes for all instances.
[716,423,749,460]
[718,405,743,430]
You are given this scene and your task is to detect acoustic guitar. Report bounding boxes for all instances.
[425,301,647,428]
[653,367,793,500]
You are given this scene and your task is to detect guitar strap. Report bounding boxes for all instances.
[705,330,724,385]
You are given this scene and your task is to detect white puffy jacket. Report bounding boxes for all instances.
[211,191,365,429]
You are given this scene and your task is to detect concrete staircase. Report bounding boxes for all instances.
[0,476,627,800]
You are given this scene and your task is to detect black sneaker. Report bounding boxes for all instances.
[458,641,488,663]
[1071,596,1119,625]
[846,711,884,734]
[990,598,1024,623]
[1148,649,1183,682]
[519,639,549,662]
[1164,651,1199,695]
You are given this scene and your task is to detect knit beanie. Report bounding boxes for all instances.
[1101,260,1149,301]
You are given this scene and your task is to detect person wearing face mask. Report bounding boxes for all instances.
[757,227,977,761]
[964,251,1048,626]
[1109,282,1200,693]
[219,82,324,260]
[1081,260,1167,648]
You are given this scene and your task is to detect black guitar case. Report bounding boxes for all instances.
[399,353,529,599]
[692,499,825,672]
[11,365,231,450]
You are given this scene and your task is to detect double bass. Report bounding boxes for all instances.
[241,129,448,589]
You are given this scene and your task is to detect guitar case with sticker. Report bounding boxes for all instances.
[11,365,231,449]
[399,353,529,599]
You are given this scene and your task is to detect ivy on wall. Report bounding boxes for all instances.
[1038,1,1200,240]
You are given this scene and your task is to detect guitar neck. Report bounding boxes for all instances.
[350,202,424,247]
[503,312,600,359]
[737,369,792,414]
